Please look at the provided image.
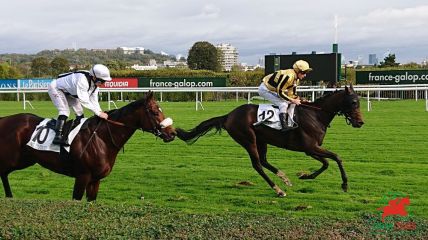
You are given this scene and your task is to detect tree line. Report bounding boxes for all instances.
[1,42,426,87]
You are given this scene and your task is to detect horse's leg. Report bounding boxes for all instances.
[299,155,329,179]
[247,146,285,197]
[257,141,292,186]
[72,175,91,200]
[1,174,13,198]
[226,118,284,197]
[307,147,348,192]
[86,180,100,201]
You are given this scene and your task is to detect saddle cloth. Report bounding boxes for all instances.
[253,104,282,130]
[26,118,88,153]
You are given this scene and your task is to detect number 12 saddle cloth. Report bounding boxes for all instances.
[253,104,282,130]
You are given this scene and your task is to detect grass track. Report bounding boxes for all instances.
[0,98,427,238]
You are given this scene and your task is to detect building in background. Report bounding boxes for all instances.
[369,54,378,65]
[258,57,265,67]
[119,47,145,55]
[216,43,238,71]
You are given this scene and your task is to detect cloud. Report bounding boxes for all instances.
[0,1,427,64]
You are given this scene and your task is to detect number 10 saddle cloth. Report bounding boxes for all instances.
[26,118,88,153]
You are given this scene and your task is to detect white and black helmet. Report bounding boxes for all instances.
[89,64,112,81]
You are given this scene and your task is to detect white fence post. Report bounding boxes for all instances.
[425,89,428,111]
[367,90,371,112]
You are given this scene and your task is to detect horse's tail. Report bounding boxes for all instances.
[176,114,228,144]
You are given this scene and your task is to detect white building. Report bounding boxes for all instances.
[216,43,238,71]
[131,64,157,70]
[119,47,145,55]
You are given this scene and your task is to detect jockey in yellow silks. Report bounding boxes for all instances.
[258,60,312,131]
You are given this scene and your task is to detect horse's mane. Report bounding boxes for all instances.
[86,96,149,123]
[312,89,344,106]
[107,97,148,121]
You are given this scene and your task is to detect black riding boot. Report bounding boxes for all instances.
[53,115,68,145]
[73,114,84,127]
[279,113,290,132]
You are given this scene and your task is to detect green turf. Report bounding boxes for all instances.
[0,98,427,238]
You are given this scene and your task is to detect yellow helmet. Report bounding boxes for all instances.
[293,60,312,73]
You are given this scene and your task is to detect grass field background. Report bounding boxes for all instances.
[0,96,427,238]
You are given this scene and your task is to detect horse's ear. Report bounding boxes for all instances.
[146,91,154,100]
[345,84,354,94]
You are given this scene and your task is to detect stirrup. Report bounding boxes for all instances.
[52,135,69,146]
[280,126,292,132]
[289,122,298,129]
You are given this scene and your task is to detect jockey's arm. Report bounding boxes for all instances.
[276,74,294,102]
[76,80,102,116]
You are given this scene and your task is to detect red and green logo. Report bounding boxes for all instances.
[369,192,416,233]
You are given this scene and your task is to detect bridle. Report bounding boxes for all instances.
[301,90,359,126]
[337,94,359,126]
[104,106,164,137]
[79,105,167,158]
[142,107,163,137]
[337,109,354,125]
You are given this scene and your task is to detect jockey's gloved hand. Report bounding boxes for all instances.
[300,97,309,102]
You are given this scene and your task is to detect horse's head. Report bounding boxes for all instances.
[141,92,176,142]
[340,85,364,128]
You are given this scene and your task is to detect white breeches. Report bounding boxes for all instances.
[48,81,83,117]
[258,83,296,118]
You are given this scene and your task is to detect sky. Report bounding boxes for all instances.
[1,0,427,65]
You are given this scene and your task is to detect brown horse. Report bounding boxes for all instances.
[0,92,175,201]
[177,85,364,197]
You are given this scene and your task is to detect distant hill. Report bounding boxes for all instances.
[0,48,176,68]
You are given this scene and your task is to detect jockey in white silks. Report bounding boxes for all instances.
[258,60,312,132]
[48,64,112,145]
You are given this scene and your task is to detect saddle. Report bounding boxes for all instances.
[253,104,298,130]
[26,118,89,153]
[48,118,89,136]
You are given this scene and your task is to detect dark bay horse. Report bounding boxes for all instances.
[177,85,364,197]
[0,92,175,201]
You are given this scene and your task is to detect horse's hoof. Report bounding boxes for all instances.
[277,191,286,198]
[273,185,286,197]
[342,183,348,192]
[298,172,310,179]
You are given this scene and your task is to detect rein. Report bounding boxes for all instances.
[105,119,135,128]
[79,121,102,159]
[299,103,323,111]
[337,111,353,125]
[105,107,164,137]
[78,102,170,158]
[300,101,352,126]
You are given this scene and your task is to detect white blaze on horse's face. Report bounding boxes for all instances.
[160,117,173,129]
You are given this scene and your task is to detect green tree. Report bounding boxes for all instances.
[401,62,420,69]
[217,48,225,71]
[105,60,127,70]
[31,57,50,77]
[50,56,70,76]
[0,62,23,78]
[187,41,221,71]
[379,53,399,68]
